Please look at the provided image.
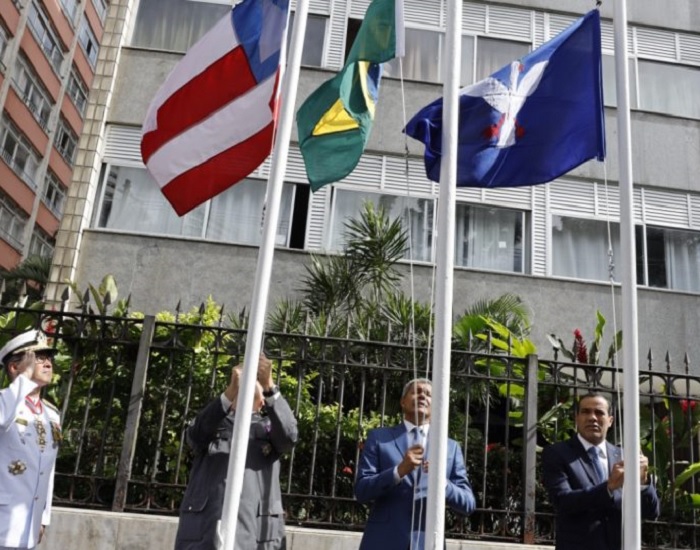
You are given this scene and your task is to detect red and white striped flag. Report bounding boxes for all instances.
[141,0,289,216]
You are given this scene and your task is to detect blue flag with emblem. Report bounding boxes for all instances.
[404,9,605,188]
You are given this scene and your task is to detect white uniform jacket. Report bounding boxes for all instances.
[0,376,60,549]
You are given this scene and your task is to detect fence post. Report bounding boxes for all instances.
[522,353,539,544]
[112,315,156,511]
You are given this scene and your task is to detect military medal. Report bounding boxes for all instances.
[8,460,27,475]
[25,396,47,452]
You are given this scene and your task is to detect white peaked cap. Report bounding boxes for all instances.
[0,329,54,364]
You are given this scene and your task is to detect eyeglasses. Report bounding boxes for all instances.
[34,352,54,364]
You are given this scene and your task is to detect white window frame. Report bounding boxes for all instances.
[67,67,89,115]
[12,54,54,129]
[29,227,54,258]
[0,192,27,250]
[0,115,40,188]
[59,0,79,25]
[43,170,67,217]
[54,117,79,165]
[0,23,9,72]
[78,16,99,68]
[92,0,109,22]
[27,2,64,73]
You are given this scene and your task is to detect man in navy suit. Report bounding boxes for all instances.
[355,378,476,550]
[542,392,660,550]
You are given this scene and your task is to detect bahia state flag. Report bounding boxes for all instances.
[141,0,289,216]
[296,0,404,191]
[405,9,606,188]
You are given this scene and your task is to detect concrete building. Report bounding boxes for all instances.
[0,0,107,270]
[45,0,700,366]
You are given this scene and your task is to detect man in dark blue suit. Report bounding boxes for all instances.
[542,393,660,550]
[354,378,476,550]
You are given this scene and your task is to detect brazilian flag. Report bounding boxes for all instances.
[296,0,404,191]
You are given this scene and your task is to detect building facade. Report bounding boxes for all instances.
[0,0,107,271]
[44,0,700,365]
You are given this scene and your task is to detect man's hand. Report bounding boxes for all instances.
[38,525,46,543]
[608,461,625,491]
[224,367,241,405]
[639,453,650,484]
[397,444,424,478]
[257,354,274,391]
[17,351,36,380]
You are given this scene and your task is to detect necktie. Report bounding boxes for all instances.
[588,446,607,483]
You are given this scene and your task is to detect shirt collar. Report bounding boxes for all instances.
[577,433,607,458]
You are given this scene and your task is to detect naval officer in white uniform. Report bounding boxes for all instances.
[0,330,61,549]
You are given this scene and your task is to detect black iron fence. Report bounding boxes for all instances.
[1,305,699,547]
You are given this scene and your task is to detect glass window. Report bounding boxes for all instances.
[59,0,79,25]
[601,53,638,109]
[130,0,230,52]
[0,192,27,249]
[67,67,89,115]
[645,226,700,292]
[95,165,295,246]
[475,37,530,81]
[54,118,78,165]
[27,3,64,73]
[330,189,434,262]
[0,24,9,69]
[43,171,66,217]
[0,115,40,187]
[552,215,621,282]
[206,179,294,246]
[384,27,442,83]
[78,17,99,67]
[12,54,54,129]
[456,204,524,273]
[289,13,326,67]
[29,227,54,258]
[638,60,700,120]
[92,0,109,22]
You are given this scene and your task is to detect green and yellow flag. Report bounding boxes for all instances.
[296,0,404,191]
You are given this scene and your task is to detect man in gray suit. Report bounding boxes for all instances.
[175,355,298,550]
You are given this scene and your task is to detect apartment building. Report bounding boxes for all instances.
[0,0,107,271]
[45,0,700,364]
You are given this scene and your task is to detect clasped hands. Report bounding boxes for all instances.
[224,354,275,406]
[607,453,650,492]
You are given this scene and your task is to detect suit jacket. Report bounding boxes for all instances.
[355,424,476,550]
[174,394,298,550]
[0,376,60,549]
[542,437,660,550]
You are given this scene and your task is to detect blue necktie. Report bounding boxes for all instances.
[588,446,607,483]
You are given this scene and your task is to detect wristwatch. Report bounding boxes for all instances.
[263,385,279,397]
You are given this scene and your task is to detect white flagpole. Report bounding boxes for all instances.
[612,0,642,547]
[424,0,462,547]
[217,0,310,548]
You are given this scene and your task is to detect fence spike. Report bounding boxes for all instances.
[103,291,112,308]
[82,289,91,312]
[199,302,205,317]
[684,352,690,374]
[218,304,225,326]
[665,351,672,372]
[0,279,5,302]
[19,281,27,297]
[647,348,653,370]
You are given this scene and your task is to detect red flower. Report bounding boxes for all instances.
[572,329,588,363]
[680,399,697,413]
[486,443,500,453]
[342,466,353,475]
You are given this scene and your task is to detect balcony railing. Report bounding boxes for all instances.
[0,149,37,189]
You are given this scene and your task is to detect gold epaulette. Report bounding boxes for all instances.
[42,399,60,414]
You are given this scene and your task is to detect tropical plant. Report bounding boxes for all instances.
[547,310,622,367]
[0,255,51,305]
[453,293,531,351]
